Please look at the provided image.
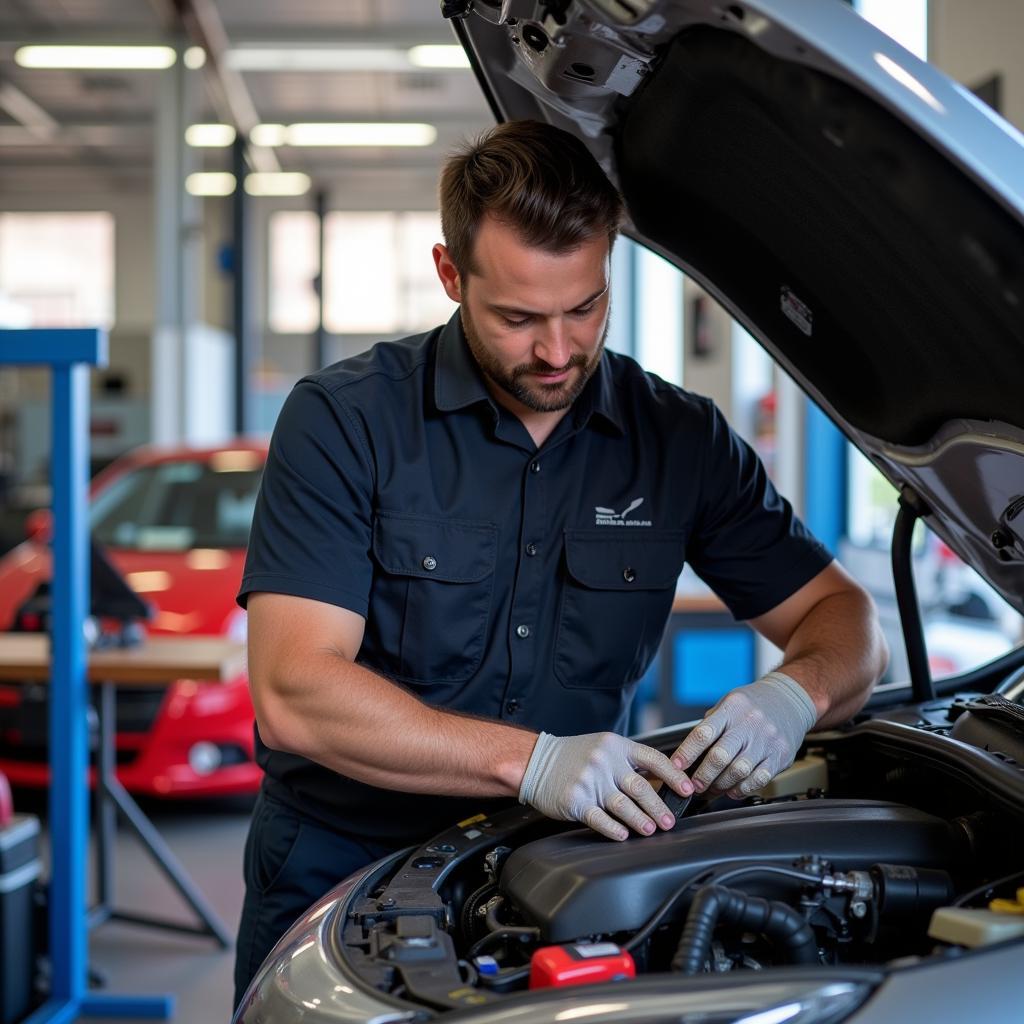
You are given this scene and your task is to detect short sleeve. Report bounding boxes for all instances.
[686,400,833,620]
[238,381,375,616]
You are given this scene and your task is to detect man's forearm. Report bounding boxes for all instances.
[776,588,888,729]
[253,652,538,798]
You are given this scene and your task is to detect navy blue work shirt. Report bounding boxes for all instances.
[239,311,832,844]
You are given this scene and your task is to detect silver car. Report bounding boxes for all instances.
[236,2,1024,1021]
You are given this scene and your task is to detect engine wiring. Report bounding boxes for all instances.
[951,868,1024,908]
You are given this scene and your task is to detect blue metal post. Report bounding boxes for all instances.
[804,397,849,554]
[0,330,172,1023]
[48,363,91,1004]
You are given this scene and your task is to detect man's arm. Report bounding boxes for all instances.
[747,560,888,728]
[673,562,888,797]
[247,591,692,840]
[248,591,536,797]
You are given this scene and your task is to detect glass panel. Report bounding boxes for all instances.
[270,210,457,337]
[0,212,114,329]
[268,210,319,333]
[398,212,458,331]
[634,247,683,386]
[324,212,401,334]
[855,0,929,58]
[91,461,262,550]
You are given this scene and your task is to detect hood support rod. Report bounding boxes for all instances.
[892,487,935,703]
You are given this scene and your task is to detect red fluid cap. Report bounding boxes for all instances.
[529,943,636,990]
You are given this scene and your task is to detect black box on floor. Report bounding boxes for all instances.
[1,814,40,1024]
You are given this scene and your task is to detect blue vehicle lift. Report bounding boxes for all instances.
[0,329,173,1022]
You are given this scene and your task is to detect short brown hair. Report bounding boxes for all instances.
[439,119,624,275]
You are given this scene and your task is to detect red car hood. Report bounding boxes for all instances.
[0,543,246,637]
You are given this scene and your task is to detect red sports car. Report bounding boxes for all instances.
[0,442,266,797]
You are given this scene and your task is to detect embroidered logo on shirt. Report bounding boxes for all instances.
[594,498,652,527]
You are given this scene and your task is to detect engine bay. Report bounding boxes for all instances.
[332,709,1024,1014]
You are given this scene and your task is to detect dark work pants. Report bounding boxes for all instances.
[233,792,398,1011]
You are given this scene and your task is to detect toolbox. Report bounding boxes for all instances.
[1,809,41,1023]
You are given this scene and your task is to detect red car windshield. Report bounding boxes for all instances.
[90,458,262,551]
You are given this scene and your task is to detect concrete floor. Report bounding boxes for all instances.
[28,793,253,1024]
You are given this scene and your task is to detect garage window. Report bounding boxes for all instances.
[268,210,456,336]
[0,212,115,329]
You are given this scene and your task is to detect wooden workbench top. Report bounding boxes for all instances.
[0,633,246,685]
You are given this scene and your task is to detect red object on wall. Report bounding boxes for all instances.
[528,943,636,990]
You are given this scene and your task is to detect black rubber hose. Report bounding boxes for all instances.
[623,863,825,954]
[466,927,540,960]
[892,490,935,703]
[671,884,819,974]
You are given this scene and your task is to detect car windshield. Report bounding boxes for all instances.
[89,456,262,551]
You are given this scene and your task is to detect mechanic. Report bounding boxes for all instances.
[233,119,888,1005]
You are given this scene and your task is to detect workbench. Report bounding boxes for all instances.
[0,634,245,948]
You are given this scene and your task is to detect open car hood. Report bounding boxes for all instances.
[446,0,1024,615]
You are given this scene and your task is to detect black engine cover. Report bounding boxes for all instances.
[500,799,964,941]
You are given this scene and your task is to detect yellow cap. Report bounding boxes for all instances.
[988,887,1024,915]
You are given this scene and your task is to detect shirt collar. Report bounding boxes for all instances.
[573,352,626,436]
[433,309,625,436]
[433,310,493,413]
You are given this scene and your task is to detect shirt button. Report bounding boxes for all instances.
[422,555,438,571]
[623,567,636,583]
[505,699,519,714]
[525,542,538,557]
[530,460,541,474]
[516,624,530,639]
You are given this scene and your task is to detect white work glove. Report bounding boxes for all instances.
[673,671,818,799]
[519,731,693,842]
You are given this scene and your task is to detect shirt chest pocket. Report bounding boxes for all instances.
[555,529,686,691]
[368,511,498,686]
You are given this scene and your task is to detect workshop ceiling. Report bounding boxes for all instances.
[0,0,493,193]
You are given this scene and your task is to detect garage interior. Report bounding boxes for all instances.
[1,2,1022,1023]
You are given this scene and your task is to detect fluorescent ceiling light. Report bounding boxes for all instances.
[245,172,311,196]
[225,45,472,73]
[407,45,470,68]
[15,45,176,70]
[185,123,236,147]
[274,122,437,147]
[250,123,287,147]
[185,172,236,196]
[227,47,407,72]
[184,46,207,70]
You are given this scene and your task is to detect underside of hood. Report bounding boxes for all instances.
[448,0,1024,615]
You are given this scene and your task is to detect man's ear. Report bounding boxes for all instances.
[432,243,463,304]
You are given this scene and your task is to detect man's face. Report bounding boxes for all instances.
[434,216,611,417]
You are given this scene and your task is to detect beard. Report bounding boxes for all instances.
[460,303,607,414]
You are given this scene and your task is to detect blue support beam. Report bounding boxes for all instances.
[49,363,91,1006]
[804,397,849,554]
[1,329,173,1024]
[0,328,107,367]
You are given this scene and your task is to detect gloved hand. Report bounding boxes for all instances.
[672,671,818,799]
[519,731,693,841]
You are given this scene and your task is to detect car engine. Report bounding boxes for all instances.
[331,713,1024,1014]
